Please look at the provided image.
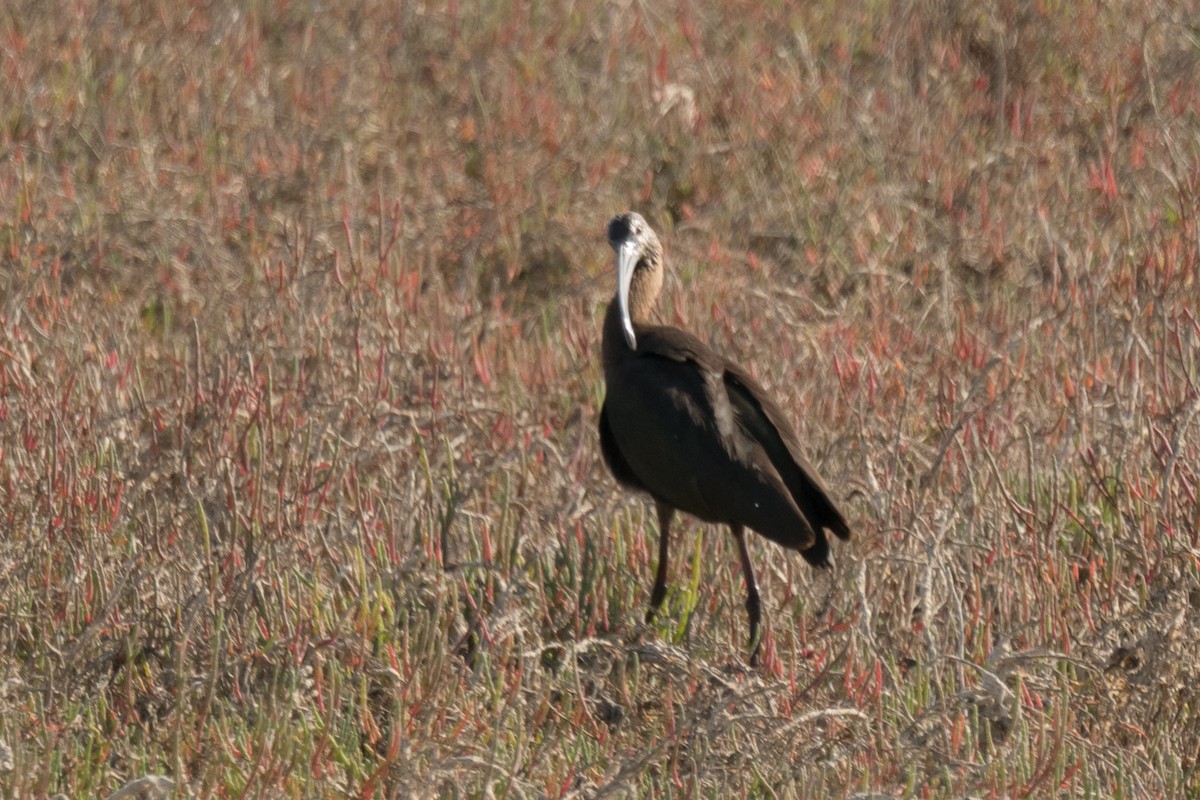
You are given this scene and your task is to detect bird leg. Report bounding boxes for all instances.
[646,503,675,623]
[733,525,763,665]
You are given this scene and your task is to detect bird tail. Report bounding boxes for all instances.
[800,532,833,568]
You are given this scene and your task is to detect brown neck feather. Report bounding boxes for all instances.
[628,260,663,325]
[602,260,663,371]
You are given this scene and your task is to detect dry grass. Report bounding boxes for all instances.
[1,1,1199,797]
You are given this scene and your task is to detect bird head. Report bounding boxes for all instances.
[607,212,662,350]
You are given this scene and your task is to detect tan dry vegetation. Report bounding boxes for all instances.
[1,1,1199,797]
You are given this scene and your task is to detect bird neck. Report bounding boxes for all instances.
[602,265,663,370]
[629,265,662,323]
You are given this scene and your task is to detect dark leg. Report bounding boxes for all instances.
[646,503,675,622]
[733,525,763,665]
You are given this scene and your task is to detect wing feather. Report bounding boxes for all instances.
[623,324,850,557]
[723,367,851,541]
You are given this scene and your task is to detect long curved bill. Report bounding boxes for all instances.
[616,240,639,350]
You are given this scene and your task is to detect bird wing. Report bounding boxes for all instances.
[603,325,822,552]
[635,325,852,552]
[721,363,852,541]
